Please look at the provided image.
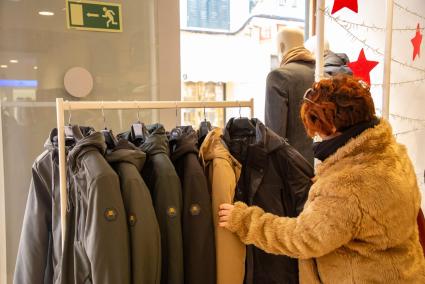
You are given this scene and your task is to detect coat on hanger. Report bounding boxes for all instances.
[59,129,130,284]
[199,128,246,284]
[222,118,313,284]
[121,124,184,284]
[106,139,161,284]
[169,126,216,284]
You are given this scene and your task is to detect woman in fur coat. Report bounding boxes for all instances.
[219,75,425,283]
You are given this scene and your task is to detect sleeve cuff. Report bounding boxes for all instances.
[226,202,249,232]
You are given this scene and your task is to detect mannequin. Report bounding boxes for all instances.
[265,27,315,165]
[305,35,352,76]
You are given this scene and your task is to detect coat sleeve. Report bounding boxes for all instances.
[84,174,130,283]
[14,164,52,284]
[226,194,361,259]
[265,70,289,138]
[281,149,314,215]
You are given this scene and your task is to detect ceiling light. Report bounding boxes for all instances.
[0,65,7,69]
[38,11,55,16]
[9,59,18,63]
[33,66,38,70]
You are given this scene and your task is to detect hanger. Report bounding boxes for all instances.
[100,101,118,149]
[175,101,179,127]
[64,102,83,143]
[130,102,146,141]
[64,103,74,140]
[198,104,212,139]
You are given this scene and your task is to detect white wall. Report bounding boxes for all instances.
[324,0,425,207]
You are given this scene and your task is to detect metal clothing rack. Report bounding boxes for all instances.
[56,97,254,250]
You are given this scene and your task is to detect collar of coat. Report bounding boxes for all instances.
[315,119,393,177]
[222,118,286,154]
[199,127,241,168]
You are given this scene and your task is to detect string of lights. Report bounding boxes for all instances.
[326,12,425,75]
[326,12,424,32]
[374,108,425,124]
[394,2,425,22]
[371,77,425,87]
[394,127,425,137]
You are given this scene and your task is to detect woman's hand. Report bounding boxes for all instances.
[219,203,235,228]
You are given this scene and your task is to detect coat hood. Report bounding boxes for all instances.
[44,126,94,151]
[199,127,240,168]
[324,51,353,76]
[222,118,286,162]
[169,126,198,162]
[316,119,392,176]
[68,128,106,173]
[106,139,146,172]
[119,123,170,155]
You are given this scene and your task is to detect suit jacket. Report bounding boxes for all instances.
[265,61,315,165]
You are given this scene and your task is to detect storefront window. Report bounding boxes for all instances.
[180,0,307,126]
[182,81,225,127]
[0,1,158,282]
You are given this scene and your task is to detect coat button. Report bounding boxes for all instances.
[190,204,201,216]
[167,207,177,218]
[128,213,137,226]
[104,208,118,222]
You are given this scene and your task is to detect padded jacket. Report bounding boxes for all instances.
[121,124,184,284]
[169,126,216,284]
[223,118,313,284]
[106,139,161,284]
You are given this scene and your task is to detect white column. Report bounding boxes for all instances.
[0,103,8,284]
[315,0,325,82]
[56,98,67,251]
[382,0,394,120]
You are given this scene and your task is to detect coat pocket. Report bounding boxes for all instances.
[74,241,92,283]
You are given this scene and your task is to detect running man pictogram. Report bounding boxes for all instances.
[102,7,117,28]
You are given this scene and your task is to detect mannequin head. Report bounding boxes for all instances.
[276,27,305,60]
[304,35,330,54]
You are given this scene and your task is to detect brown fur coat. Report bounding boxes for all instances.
[226,120,425,283]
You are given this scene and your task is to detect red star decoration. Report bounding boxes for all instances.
[331,0,358,14]
[348,49,379,85]
[411,23,423,61]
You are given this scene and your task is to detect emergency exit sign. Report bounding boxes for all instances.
[66,0,122,32]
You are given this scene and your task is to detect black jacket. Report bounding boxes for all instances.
[264,61,315,165]
[121,124,184,284]
[223,118,314,284]
[169,126,216,284]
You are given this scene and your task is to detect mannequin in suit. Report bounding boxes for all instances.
[265,27,315,165]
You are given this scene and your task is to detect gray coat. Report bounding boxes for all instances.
[265,61,315,165]
[59,127,130,283]
[106,139,161,284]
[14,129,63,284]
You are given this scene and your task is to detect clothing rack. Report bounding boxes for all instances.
[56,97,254,250]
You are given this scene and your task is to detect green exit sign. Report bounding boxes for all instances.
[66,0,122,32]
